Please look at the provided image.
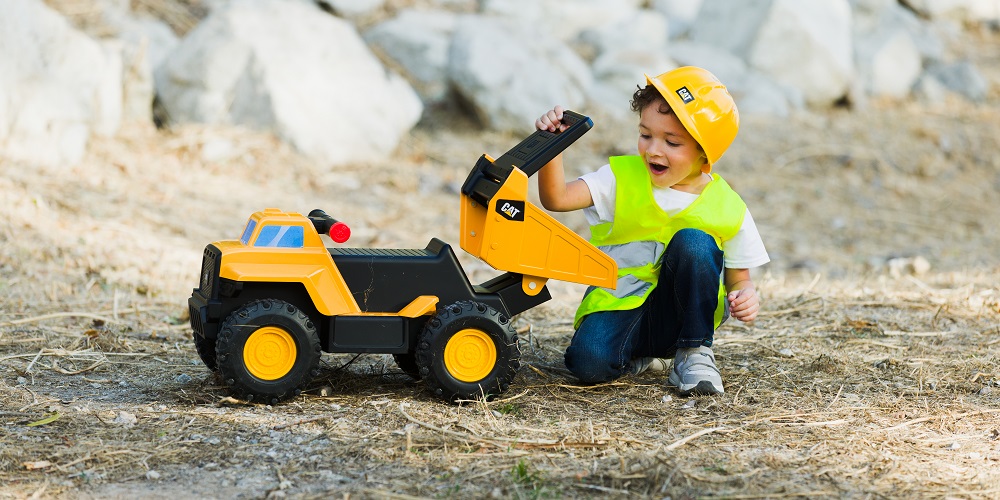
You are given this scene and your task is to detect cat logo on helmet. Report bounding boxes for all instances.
[645,67,740,170]
[676,86,694,104]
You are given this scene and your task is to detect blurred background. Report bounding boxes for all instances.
[1,0,999,301]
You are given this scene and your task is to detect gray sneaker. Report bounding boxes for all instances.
[668,346,724,395]
[631,357,669,375]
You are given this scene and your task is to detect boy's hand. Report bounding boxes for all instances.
[535,105,569,132]
[727,288,759,322]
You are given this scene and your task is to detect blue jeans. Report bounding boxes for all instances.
[564,229,726,384]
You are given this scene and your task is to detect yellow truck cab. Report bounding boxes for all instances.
[189,111,616,404]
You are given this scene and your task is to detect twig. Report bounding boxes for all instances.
[399,403,574,449]
[51,359,106,375]
[25,350,44,373]
[663,426,729,451]
[882,330,958,337]
[826,384,844,409]
[0,312,123,327]
[878,409,1000,432]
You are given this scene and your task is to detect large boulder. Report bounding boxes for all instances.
[364,9,458,104]
[852,0,923,99]
[669,41,803,117]
[154,0,422,166]
[902,0,1000,23]
[0,0,123,166]
[101,7,179,125]
[480,0,643,42]
[580,11,675,121]
[649,0,704,39]
[577,10,670,59]
[447,15,593,131]
[689,0,854,106]
[921,61,989,102]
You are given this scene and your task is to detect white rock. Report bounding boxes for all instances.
[852,0,944,65]
[447,15,593,131]
[0,0,124,166]
[364,9,458,103]
[577,10,670,60]
[668,41,801,117]
[856,30,921,98]
[852,1,924,99]
[903,0,1000,23]
[480,0,644,41]
[102,6,179,69]
[322,0,386,19]
[587,50,676,121]
[924,61,989,102]
[113,411,138,426]
[650,0,705,39]
[690,0,854,106]
[155,0,422,166]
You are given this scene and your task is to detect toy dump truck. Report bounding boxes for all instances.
[188,111,616,404]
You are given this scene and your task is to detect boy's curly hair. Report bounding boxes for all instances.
[630,84,673,115]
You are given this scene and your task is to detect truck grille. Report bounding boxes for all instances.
[199,245,221,299]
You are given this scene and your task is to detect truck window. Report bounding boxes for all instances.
[254,225,305,248]
[240,220,258,245]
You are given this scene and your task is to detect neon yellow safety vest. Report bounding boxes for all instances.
[574,155,747,329]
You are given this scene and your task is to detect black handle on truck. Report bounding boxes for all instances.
[460,110,593,206]
[308,209,351,243]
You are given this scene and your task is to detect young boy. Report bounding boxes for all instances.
[535,66,769,395]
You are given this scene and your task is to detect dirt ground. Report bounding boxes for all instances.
[2,7,1000,499]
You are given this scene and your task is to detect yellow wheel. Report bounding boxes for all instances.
[416,301,520,402]
[217,299,321,404]
[243,326,298,381]
[443,328,497,383]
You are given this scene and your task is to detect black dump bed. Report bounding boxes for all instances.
[329,238,549,317]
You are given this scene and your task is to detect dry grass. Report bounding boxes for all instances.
[0,272,998,499]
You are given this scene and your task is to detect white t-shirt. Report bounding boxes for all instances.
[579,164,770,269]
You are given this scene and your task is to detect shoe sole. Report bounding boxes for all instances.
[668,373,724,396]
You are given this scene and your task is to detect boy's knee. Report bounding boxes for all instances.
[671,228,716,252]
[664,229,722,267]
[564,344,620,384]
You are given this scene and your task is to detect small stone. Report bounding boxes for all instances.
[779,348,795,358]
[146,470,161,480]
[661,395,673,404]
[317,386,334,397]
[948,442,961,450]
[175,373,192,384]
[681,400,696,410]
[113,412,138,426]
[16,377,27,385]
[979,386,993,396]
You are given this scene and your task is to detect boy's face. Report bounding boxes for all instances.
[637,101,708,190]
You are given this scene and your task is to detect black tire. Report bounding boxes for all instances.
[393,353,421,379]
[415,301,519,402]
[193,333,218,371]
[216,299,322,404]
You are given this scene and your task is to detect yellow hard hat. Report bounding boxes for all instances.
[645,66,739,170]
